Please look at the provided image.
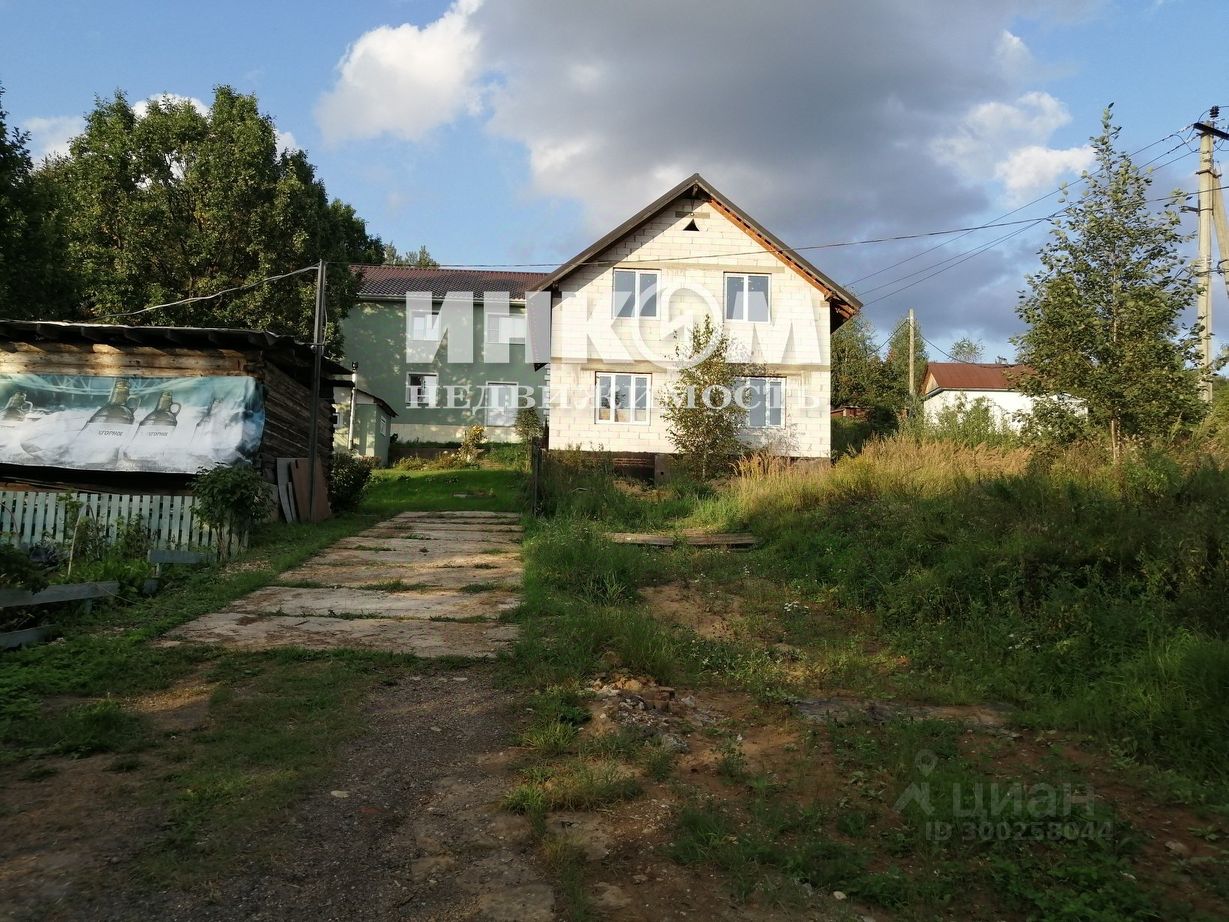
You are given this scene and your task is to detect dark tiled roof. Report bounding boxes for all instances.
[923,362,1032,394]
[352,265,550,300]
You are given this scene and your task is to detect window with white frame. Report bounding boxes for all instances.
[486,310,527,344]
[725,273,771,322]
[485,382,518,427]
[406,372,439,408]
[736,376,784,428]
[595,372,650,424]
[379,416,388,436]
[612,269,659,318]
[408,304,440,341]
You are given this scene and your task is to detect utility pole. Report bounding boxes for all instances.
[907,307,916,396]
[347,361,359,452]
[1194,111,1229,402]
[306,259,326,521]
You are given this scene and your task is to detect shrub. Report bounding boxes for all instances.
[459,424,486,464]
[393,456,425,472]
[193,463,274,538]
[328,451,374,511]
[0,543,47,592]
[515,407,544,444]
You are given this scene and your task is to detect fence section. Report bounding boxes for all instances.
[0,490,242,558]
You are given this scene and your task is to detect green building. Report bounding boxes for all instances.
[340,266,549,447]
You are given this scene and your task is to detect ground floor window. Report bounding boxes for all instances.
[406,372,438,408]
[485,382,518,427]
[596,372,650,424]
[736,376,784,428]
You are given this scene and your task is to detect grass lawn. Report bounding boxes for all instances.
[498,440,1229,920]
[0,467,523,885]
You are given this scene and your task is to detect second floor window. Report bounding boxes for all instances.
[613,269,658,318]
[725,273,771,322]
[406,372,438,408]
[486,311,527,345]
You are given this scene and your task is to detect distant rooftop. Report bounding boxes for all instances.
[923,362,1032,394]
[353,265,550,300]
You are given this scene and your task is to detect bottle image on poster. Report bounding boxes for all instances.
[0,373,265,472]
[0,390,35,463]
[122,391,182,466]
[76,380,138,467]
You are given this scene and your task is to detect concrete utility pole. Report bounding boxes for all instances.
[907,307,916,395]
[306,259,326,520]
[1194,112,1229,402]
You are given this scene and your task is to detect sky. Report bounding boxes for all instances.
[2,0,1226,360]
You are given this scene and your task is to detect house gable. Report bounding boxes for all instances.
[533,173,861,326]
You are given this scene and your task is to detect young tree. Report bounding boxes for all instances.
[1013,108,1206,462]
[382,243,440,268]
[949,337,984,363]
[41,87,382,345]
[663,315,754,480]
[0,84,75,319]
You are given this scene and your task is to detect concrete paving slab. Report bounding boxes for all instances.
[322,544,520,567]
[276,562,522,590]
[221,586,518,620]
[161,612,519,657]
[393,511,521,521]
[355,528,522,544]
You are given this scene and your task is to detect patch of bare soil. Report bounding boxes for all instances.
[641,583,743,642]
[0,755,163,922]
[1,668,556,922]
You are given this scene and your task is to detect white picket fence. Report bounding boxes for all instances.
[0,490,242,558]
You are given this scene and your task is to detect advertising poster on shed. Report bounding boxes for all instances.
[0,374,265,473]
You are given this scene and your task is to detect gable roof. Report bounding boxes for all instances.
[529,173,861,324]
[922,362,1032,395]
[353,265,549,300]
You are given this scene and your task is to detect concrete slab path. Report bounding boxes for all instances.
[163,510,524,658]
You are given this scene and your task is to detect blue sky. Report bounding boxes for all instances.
[2,0,1225,358]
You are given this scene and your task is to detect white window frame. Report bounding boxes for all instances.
[736,376,785,428]
[484,381,519,427]
[724,272,771,322]
[486,310,527,345]
[612,269,660,319]
[595,372,651,425]
[408,303,441,341]
[406,372,439,409]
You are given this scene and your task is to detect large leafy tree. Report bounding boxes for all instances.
[0,84,74,319]
[41,87,382,344]
[830,314,885,408]
[1013,108,1205,461]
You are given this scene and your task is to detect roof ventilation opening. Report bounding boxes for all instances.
[683,218,700,231]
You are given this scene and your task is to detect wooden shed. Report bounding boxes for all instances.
[0,320,345,493]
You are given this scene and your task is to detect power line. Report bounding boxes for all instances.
[100,265,319,319]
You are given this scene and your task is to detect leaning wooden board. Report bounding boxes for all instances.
[606,533,759,548]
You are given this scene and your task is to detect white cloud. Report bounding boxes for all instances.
[275,129,300,153]
[318,1,1112,343]
[316,0,484,144]
[22,114,84,160]
[934,91,1092,204]
[994,30,1035,80]
[995,144,1094,202]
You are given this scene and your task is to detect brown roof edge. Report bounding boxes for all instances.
[529,173,861,317]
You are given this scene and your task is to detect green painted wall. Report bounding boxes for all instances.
[340,299,545,441]
[333,400,393,464]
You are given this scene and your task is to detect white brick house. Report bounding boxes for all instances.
[530,174,862,459]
